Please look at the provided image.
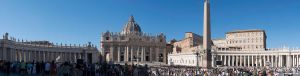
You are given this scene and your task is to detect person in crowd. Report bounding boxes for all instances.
[50,61,56,76]
[20,60,27,75]
[26,62,33,75]
[45,62,51,75]
[32,62,37,75]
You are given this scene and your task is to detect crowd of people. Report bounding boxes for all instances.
[0,60,151,76]
[150,66,300,76]
[2,60,300,76]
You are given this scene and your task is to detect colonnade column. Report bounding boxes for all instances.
[69,52,72,62]
[279,55,282,67]
[296,54,300,67]
[275,55,278,67]
[266,55,271,66]
[271,55,274,67]
[292,55,295,67]
[74,53,77,63]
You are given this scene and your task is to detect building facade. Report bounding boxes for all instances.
[101,16,167,64]
[0,33,99,63]
[173,32,203,53]
[167,0,277,67]
[225,30,267,51]
[168,30,300,68]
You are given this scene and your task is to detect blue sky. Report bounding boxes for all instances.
[0,0,300,48]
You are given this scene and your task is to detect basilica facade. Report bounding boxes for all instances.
[101,16,167,64]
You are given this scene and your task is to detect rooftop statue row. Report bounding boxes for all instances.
[1,33,97,49]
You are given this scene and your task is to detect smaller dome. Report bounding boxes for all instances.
[121,15,142,35]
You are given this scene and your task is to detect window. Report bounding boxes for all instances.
[106,37,109,40]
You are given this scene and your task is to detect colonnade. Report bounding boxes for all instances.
[10,49,84,63]
[215,54,300,67]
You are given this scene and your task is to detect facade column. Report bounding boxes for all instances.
[130,46,133,62]
[10,49,15,62]
[117,46,121,62]
[251,55,253,67]
[258,55,261,67]
[262,55,265,66]
[237,55,239,66]
[220,55,223,62]
[149,47,152,62]
[237,55,240,66]
[255,55,258,67]
[247,55,250,67]
[155,47,159,62]
[239,55,241,66]
[125,46,129,62]
[110,46,114,62]
[137,46,140,62]
[212,54,215,67]
[17,50,22,62]
[228,55,231,66]
[233,55,235,66]
[224,55,227,66]
[142,47,145,62]
[243,55,246,66]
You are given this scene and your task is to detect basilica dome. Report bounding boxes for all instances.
[121,15,142,35]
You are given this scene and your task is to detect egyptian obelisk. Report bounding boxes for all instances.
[202,0,212,68]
